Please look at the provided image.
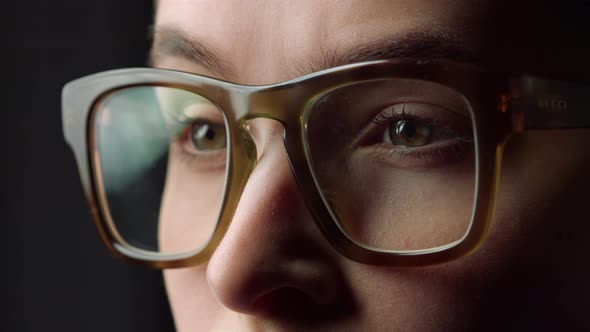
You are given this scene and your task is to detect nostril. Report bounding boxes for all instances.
[250,285,357,326]
[252,287,329,323]
[252,287,311,314]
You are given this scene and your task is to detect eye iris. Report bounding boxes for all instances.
[191,121,226,151]
[390,120,432,147]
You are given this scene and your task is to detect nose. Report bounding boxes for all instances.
[206,119,354,320]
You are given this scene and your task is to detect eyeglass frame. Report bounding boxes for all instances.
[62,59,590,269]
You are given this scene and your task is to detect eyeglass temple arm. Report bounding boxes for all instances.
[509,76,590,131]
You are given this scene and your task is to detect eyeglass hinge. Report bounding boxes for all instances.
[498,92,525,133]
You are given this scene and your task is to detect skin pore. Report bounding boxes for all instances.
[151,1,590,331]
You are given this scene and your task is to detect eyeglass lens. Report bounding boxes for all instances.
[306,79,477,251]
[91,79,477,256]
[93,86,228,255]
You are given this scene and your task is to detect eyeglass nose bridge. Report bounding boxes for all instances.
[227,84,314,176]
[209,90,316,257]
[234,100,303,182]
[225,85,318,205]
[232,82,315,125]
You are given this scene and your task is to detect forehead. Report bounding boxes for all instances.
[155,0,485,84]
[153,0,576,83]
[155,0,486,37]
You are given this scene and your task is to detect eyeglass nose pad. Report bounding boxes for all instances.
[239,117,289,163]
[239,121,258,166]
[238,117,308,192]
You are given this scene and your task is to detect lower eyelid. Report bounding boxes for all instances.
[171,138,228,172]
[358,138,474,169]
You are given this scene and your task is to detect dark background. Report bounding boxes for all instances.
[3,2,175,331]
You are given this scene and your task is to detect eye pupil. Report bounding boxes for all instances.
[191,121,226,151]
[390,120,431,147]
[396,121,416,138]
[203,125,215,140]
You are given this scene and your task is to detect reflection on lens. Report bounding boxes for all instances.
[306,79,477,251]
[92,86,228,256]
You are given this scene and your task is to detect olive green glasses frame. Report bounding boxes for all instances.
[62,59,590,269]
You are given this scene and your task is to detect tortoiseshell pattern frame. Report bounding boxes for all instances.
[62,59,590,269]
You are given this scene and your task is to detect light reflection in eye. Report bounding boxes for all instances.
[390,119,433,147]
[188,119,227,152]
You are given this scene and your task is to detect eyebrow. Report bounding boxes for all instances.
[296,32,479,74]
[150,26,479,79]
[150,26,236,77]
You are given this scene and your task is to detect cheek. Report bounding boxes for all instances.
[164,266,223,332]
[337,131,590,331]
[485,130,590,258]
[421,130,590,328]
[159,157,226,254]
[351,165,475,250]
[317,153,476,251]
[343,262,477,331]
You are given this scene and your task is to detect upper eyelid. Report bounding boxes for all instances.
[354,102,472,146]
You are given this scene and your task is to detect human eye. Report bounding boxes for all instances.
[169,102,228,171]
[356,103,474,168]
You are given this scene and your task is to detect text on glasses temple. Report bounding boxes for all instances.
[508,76,590,132]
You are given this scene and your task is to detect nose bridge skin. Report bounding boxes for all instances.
[221,83,318,221]
[205,112,354,318]
[192,81,316,269]
[219,78,369,270]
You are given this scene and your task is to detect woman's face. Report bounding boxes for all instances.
[152,1,590,330]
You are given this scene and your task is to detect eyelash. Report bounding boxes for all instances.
[170,103,473,171]
[172,123,227,172]
[359,104,474,169]
[370,105,422,129]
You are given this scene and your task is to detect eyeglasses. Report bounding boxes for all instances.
[62,59,590,269]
